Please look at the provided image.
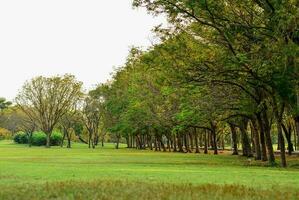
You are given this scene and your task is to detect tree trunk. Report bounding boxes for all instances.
[273,101,287,167]
[66,132,71,148]
[251,119,261,160]
[204,130,208,154]
[239,119,253,157]
[184,134,191,153]
[210,123,218,155]
[282,123,294,155]
[46,133,51,148]
[230,124,238,155]
[177,132,184,153]
[61,131,66,147]
[194,128,200,153]
[262,110,276,165]
[295,117,299,150]
[28,133,33,148]
[173,134,177,152]
[116,134,120,149]
[256,113,268,161]
[102,136,105,147]
[167,137,171,152]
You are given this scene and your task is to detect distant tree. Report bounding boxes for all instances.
[82,96,102,148]
[15,74,83,148]
[0,98,12,111]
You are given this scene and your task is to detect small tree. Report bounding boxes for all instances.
[82,96,102,148]
[15,74,83,148]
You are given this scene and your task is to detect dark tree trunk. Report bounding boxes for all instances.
[199,132,203,147]
[173,134,177,152]
[262,110,276,165]
[184,134,191,153]
[116,134,120,149]
[251,119,261,160]
[78,136,88,144]
[67,134,71,148]
[282,123,294,155]
[210,123,218,155]
[295,117,299,150]
[230,124,238,155]
[102,136,105,147]
[28,133,33,148]
[61,131,66,147]
[46,132,51,148]
[256,113,268,161]
[189,132,194,151]
[204,130,208,154]
[239,119,253,157]
[194,128,200,153]
[273,101,287,167]
[177,132,184,153]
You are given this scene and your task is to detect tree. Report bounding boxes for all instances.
[15,74,83,148]
[0,98,12,111]
[82,96,102,148]
[133,0,299,167]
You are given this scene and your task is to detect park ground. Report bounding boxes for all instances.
[0,140,299,200]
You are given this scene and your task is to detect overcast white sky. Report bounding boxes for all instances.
[0,0,166,101]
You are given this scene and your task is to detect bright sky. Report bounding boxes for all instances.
[0,0,165,101]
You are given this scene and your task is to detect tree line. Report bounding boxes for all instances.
[96,0,299,167]
[0,0,298,168]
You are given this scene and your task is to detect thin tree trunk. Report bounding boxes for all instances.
[273,101,287,167]
[262,110,276,165]
[194,128,200,153]
[173,134,177,152]
[61,131,66,147]
[204,130,208,154]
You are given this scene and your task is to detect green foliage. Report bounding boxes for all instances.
[50,131,63,146]
[0,98,12,111]
[31,131,47,146]
[13,132,28,144]
[14,131,63,146]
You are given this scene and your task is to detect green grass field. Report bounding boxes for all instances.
[1,140,299,200]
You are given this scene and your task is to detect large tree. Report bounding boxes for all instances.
[15,74,83,148]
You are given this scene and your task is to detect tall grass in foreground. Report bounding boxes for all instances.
[1,179,298,200]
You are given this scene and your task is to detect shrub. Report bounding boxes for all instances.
[31,131,47,146]
[13,132,28,144]
[0,128,12,140]
[14,131,63,146]
[50,131,63,146]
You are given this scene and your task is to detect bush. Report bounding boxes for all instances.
[13,132,21,143]
[50,131,63,146]
[31,131,47,146]
[13,132,28,144]
[14,131,63,146]
[0,128,12,140]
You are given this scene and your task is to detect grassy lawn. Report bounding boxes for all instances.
[0,140,299,199]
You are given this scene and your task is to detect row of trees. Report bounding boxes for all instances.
[89,0,299,167]
[1,1,298,168]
